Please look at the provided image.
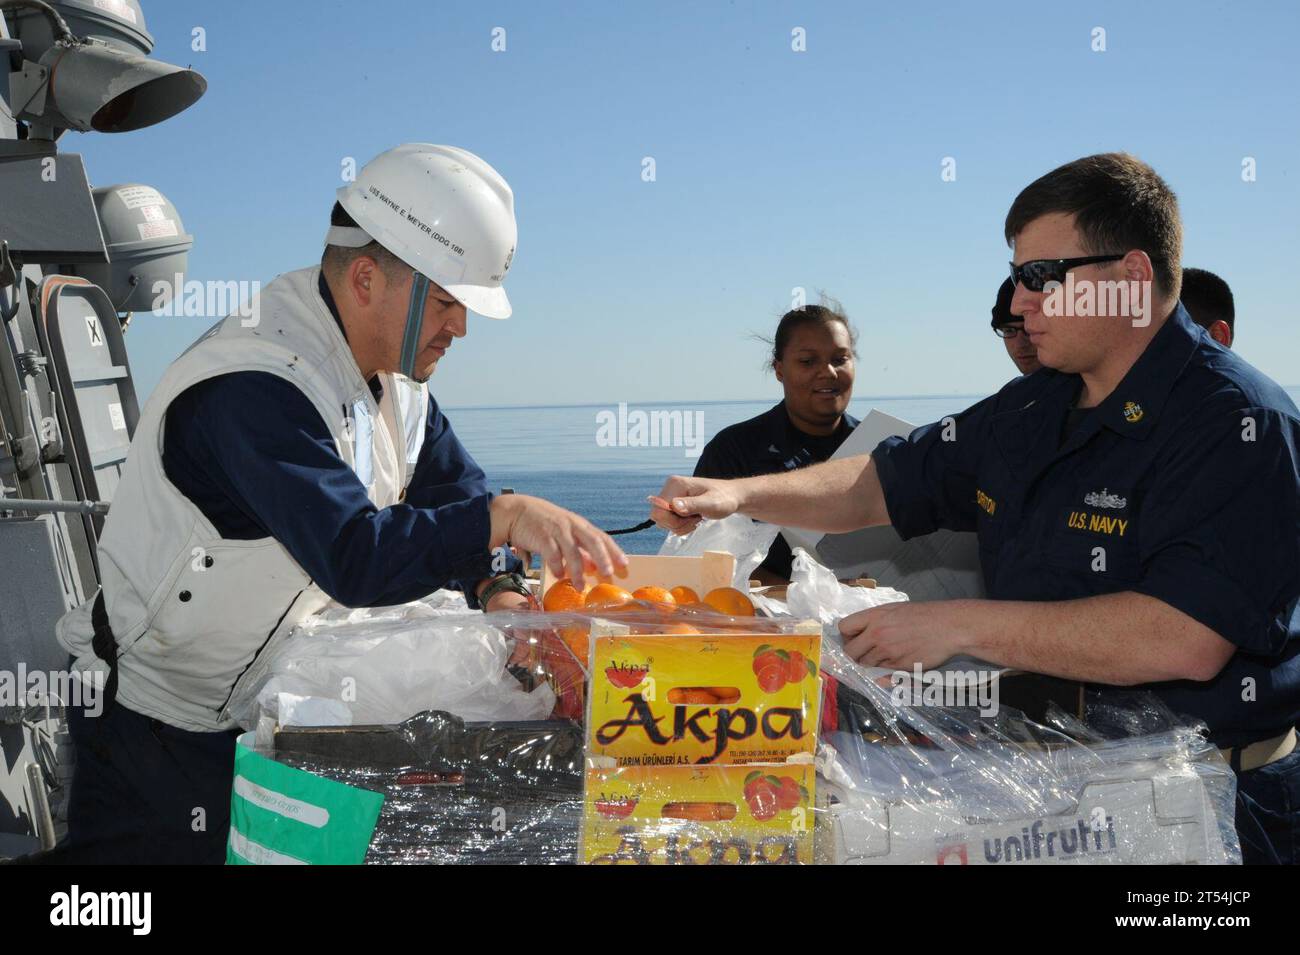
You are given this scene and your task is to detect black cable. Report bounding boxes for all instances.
[0,0,77,45]
[603,519,654,536]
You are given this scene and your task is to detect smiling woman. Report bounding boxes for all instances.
[690,299,860,583]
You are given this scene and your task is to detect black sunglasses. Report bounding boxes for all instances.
[1009,254,1124,292]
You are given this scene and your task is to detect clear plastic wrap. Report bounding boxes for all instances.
[784,547,909,623]
[657,514,781,588]
[784,547,1005,699]
[225,599,561,732]
[815,639,1241,864]
[225,592,1241,865]
[227,592,812,734]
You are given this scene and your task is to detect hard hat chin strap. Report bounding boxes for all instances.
[399,271,430,379]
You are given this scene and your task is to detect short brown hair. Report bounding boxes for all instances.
[1004,153,1182,298]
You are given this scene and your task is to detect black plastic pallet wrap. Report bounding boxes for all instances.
[273,711,585,864]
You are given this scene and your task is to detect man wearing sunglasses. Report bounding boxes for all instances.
[990,275,1042,374]
[652,152,1300,864]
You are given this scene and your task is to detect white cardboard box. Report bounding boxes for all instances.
[824,772,1229,865]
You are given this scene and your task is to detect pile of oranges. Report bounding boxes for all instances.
[542,579,756,619]
[542,578,759,663]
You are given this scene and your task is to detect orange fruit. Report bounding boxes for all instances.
[559,624,590,662]
[632,586,677,609]
[661,622,701,635]
[670,586,700,605]
[543,578,585,613]
[702,587,755,617]
[584,582,635,610]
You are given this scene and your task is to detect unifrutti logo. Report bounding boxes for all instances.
[936,843,969,865]
[981,815,1118,863]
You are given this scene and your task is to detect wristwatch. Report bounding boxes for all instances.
[477,572,534,609]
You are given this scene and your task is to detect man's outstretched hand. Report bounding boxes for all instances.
[490,493,627,590]
[648,475,743,535]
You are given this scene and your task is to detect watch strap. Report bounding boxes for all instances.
[478,572,533,608]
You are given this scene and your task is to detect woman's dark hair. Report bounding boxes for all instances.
[756,295,858,371]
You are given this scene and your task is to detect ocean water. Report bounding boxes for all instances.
[447,390,1300,557]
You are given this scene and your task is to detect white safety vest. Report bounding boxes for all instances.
[57,267,430,732]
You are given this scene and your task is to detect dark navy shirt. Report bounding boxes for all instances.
[695,402,859,579]
[161,274,513,608]
[873,306,1300,748]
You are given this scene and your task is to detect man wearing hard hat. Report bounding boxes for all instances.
[54,144,627,863]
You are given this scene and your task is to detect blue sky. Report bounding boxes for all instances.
[71,0,1300,407]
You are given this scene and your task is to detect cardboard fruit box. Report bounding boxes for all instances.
[580,763,817,864]
[585,624,823,766]
[579,621,823,865]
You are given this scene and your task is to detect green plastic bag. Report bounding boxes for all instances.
[226,732,385,865]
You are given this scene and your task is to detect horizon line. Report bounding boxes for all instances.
[441,392,991,412]
[442,384,1300,413]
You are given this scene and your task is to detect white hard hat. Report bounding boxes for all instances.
[332,144,516,320]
